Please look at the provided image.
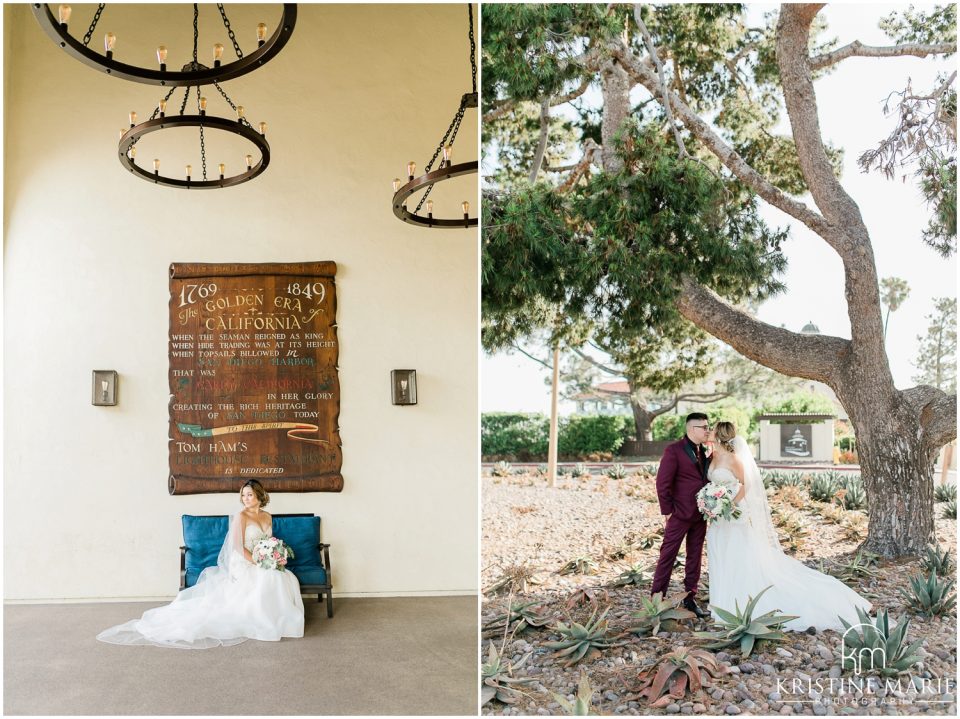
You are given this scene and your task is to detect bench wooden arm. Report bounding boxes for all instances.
[179,546,187,591]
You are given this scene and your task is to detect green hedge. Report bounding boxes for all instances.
[651,402,757,441]
[558,415,628,455]
[481,413,549,458]
[481,413,629,458]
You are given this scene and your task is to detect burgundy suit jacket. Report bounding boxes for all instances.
[655,438,711,521]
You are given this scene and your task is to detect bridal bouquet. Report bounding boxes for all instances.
[696,481,742,524]
[251,535,295,571]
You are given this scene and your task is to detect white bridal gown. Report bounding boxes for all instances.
[706,439,872,632]
[97,516,304,649]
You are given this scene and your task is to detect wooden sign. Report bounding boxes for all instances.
[168,262,342,495]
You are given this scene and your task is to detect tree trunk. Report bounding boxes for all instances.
[547,345,560,487]
[836,378,937,555]
[629,395,654,441]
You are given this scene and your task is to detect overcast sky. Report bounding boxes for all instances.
[482,3,957,414]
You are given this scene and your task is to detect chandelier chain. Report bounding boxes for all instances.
[179,85,191,115]
[81,4,105,47]
[217,5,245,60]
[197,87,208,180]
[414,99,467,214]
[192,4,199,66]
[467,4,476,95]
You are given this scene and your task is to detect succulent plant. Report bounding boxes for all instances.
[840,512,868,541]
[632,647,727,707]
[828,550,881,583]
[559,555,599,576]
[552,673,597,715]
[920,544,953,576]
[544,607,621,666]
[571,463,588,478]
[482,601,556,638]
[838,481,868,511]
[481,642,536,705]
[934,483,958,503]
[810,474,840,503]
[943,500,957,519]
[775,484,807,509]
[626,593,696,636]
[816,503,847,524]
[558,464,571,477]
[693,585,798,657]
[565,586,609,613]
[612,563,650,588]
[606,463,628,479]
[536,464,549,477]
[901,569,957,616]
[763,470,805,490]
[635,529,663,550]
[484,562,542,595]
[838,607,923,677]
[491,460,513,477]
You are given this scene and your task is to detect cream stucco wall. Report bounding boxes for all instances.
[3,4,478,600]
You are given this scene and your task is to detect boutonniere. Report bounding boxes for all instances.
[704,442,714,458]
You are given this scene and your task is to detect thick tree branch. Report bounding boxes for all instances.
[557,138,601,192]
[777,4,892,385]
[810,40,956,71]
[553,77,592,106]
[676,276,850,385]
[612,37,833,240]
[528,98,552,183]
[902,385,958,449]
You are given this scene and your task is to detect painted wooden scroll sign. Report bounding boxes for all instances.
[168,262,342,495]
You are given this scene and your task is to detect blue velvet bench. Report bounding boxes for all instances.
[180,513,333,617]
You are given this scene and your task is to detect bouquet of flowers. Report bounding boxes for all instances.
[251,535,295,571]
[696,480,742,524]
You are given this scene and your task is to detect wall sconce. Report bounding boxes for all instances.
[390,369,417,406]
[92,370,118,406]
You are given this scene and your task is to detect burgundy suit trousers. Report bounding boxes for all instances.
[650,513,706,597]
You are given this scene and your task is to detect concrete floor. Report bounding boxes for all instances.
[4,595,478,715]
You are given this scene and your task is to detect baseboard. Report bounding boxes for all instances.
[4,589,478,604]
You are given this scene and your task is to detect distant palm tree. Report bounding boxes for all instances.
[880,277,911,341]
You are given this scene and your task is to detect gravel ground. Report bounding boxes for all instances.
[481,470,958,716]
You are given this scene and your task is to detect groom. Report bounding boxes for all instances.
[650,412,711,618]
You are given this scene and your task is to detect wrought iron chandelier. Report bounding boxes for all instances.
[391,4,477,229]
[32,4,297,189]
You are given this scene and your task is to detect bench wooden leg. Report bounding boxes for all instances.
[326,592,333,618]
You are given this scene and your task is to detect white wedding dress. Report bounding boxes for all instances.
[97,515,304,649]
[706,437,871,632]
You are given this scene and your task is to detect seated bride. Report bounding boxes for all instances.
[97,479,304,649]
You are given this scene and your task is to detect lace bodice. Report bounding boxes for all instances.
[244,521,271,552]
[708,466,739,491]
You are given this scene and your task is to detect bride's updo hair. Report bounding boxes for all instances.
[240,479,270,508]
[714,421,737,453]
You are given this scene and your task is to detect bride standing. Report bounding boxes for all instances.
[97,479,304,649]
[706,422,871,632]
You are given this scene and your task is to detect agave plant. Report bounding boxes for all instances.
[632,647,727,707]
[838,607,923,677]
[934,483,958,503]
[816,503,847,524]
[606,463,628,479]
[482,601,556,638]
[901,569,957,616]
[536,464,549,477]
[626,593,696,636]
[943,500,957,519]
[693,586,799,657]
[920,544,953,576]
[481,642,536,705]
[552,673,597,715]
[635,528,663,550]
[571,463,588,478]
[544,607,621,666]
[565,586,609,613]
[558,464,571,477]
[491,460,512,477]
[840,512,868,541]
[829,550,881,583]
[559,555,598,576]
[611,563,650,588]
[839,482,868,511]
[810,474,840,503]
